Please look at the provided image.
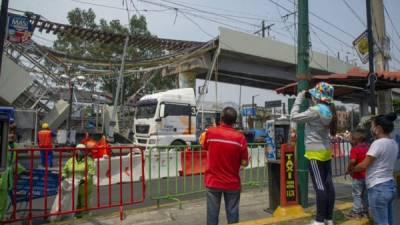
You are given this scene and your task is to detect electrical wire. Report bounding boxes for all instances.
[70,0,172,13]
[280,0,357,39]
[269,0,358,65]
[180,12,215,39]
[159,0,270,20]
[160,0,262,27]
[143,0,260,28]
[340,0,366,27]
[310,23,354,49]
[310,26,336,56]
[139,0,255,33]
[384,5,400,40]
[383,4,400,58]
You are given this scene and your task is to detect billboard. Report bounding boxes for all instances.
[7,14,33,43]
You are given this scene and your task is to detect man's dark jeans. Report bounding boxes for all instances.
[206,188,240,225]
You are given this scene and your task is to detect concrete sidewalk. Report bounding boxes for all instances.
[49,178,361,225]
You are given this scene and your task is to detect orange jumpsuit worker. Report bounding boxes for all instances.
[93,135,111,158]
[38,123,54,167]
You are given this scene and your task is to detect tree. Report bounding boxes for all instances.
[393,99,400,113]
[53,8,175,102]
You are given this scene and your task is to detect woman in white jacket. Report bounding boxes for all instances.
[291,82,337,225]
[351,113,398,225]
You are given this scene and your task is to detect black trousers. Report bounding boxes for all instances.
[309,159,335,222]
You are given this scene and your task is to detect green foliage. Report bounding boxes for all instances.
[53,8,176,102]
[393,99,400,113]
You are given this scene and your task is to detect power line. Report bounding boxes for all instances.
[160,0,264,22]
[282,0,356,39]
[274,2,296,41]
[180,12,215,39]
[269,0,355,52]
[70,0,171,13]
[159,0,261,28]
[382,4,400,69]
[310,26,336,56]
[384,5,400,39]
[310,23,353,49]
[139,0,255,33]
[340,0,366,27]
[160,0,270,20]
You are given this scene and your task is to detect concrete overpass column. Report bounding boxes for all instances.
[178,71,196,90]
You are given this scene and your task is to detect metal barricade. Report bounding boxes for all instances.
[242,143,268,187]
[2,146,145,224]
[331,139,351,177]
[146,144,267,208]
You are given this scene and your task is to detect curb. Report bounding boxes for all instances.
[235,202,353,225]
[341,218,371,225]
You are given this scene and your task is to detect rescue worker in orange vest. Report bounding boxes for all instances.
[93,135,111,158]
[38,123,54,167]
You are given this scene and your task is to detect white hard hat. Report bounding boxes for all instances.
[76,144,86,149]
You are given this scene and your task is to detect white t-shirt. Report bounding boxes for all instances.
[366,138,399,189]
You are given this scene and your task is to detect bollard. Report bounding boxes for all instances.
[272,144,310,218]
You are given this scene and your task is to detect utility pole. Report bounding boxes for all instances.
[254,20,274,38]
[296,0,310,208]
[262,20,266,38]
[372,0,392,114]
[0,0,9,78]
[251,94,259,128]
[366,0,377,115]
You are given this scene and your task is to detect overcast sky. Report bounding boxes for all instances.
[9,0,400,108]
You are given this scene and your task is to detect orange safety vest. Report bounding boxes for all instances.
[93,136,111,158]
[38,130,53,148]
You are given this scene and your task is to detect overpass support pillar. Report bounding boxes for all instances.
[178,71,196,90]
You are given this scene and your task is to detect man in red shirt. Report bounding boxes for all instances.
[202,107,248,225]
[345,129,369,218]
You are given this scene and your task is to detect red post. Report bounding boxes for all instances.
[72,148,75,211]
[140,148,146,201]
[119,147,123,221]
[44,149,48,218]
[97,156,100,208]
[12,150,18,219]
[28,151,34,224]
[130,147,133,203]
[120,205,124,221]
[58,150,62,212]
[119,147,123,205]
[85,151,88,210]
[279,144,298,207]
[108,152,111,206]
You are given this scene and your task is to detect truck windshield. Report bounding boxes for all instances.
[135,100,158,119]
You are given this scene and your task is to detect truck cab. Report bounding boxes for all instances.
[133,88,196,148]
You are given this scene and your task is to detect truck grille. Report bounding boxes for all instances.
[135,125,150,134]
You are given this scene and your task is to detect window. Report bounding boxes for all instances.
[135,99,158,119]
[165,103,191,116]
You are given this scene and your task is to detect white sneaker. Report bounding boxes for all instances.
[325,220,334,225]
[308,221,325,225]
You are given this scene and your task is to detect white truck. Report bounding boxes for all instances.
[133,88,197,147]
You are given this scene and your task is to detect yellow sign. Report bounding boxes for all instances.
[353,31,369,64]
[285,152,296,201]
